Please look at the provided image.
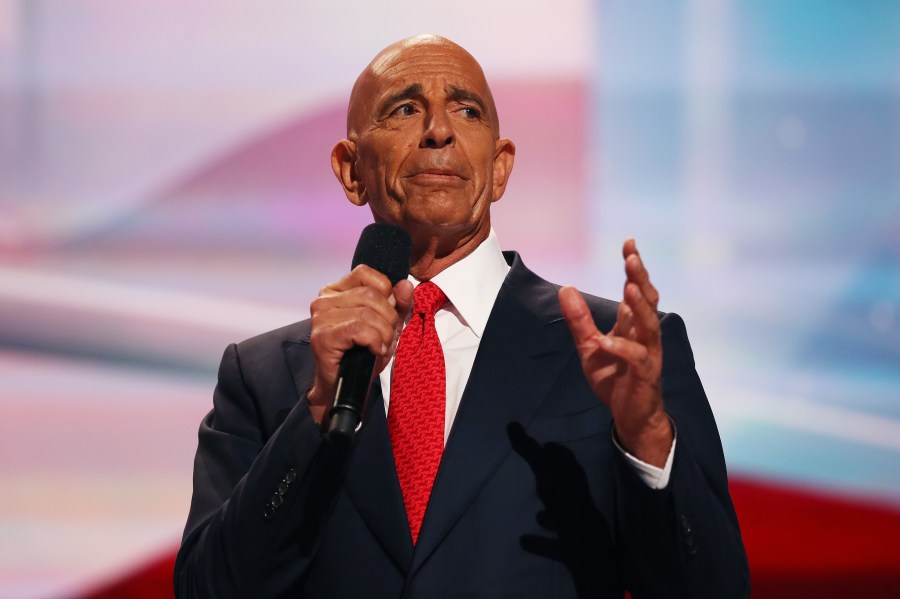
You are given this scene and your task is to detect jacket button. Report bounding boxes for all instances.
[284,468,298,484]
[686,540,698,556]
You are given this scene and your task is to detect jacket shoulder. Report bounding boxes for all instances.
[232,319,312,360]
[504,251,621,330]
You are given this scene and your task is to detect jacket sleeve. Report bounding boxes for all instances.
[613,312,750,598]
[174,338,345,598]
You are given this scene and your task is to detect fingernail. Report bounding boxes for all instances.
[388,295,397,307]
[381,343,388,355]
[601,337,613,348]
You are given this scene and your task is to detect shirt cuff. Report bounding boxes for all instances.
[611,425,677,490]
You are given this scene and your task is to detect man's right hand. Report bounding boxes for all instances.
[307,265,414,424]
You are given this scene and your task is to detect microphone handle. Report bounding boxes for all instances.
[325,346,376,445]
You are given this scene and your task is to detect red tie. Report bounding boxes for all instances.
[388,281,448,544]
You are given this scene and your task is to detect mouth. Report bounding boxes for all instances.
[411,168,463,179]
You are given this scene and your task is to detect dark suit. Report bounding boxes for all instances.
[175,252,749,598]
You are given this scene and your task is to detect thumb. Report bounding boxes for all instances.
[559,286,600,345]
[393,279,414,317]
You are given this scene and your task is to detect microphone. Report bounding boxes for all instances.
[325,223,412,445]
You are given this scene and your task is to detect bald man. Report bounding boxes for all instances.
[175,36,749,598]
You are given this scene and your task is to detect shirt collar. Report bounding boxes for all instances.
[411,228,510,338]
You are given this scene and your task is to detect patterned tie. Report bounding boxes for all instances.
[388,281,448,544]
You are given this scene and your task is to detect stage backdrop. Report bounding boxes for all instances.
[1,1,898,597]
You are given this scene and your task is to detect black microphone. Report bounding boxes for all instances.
[325,223,412,445]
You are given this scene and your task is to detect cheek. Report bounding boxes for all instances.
[466,137,498,178]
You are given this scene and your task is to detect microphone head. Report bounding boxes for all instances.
[351,223,412,285]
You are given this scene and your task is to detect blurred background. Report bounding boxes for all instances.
[1,0,898,597]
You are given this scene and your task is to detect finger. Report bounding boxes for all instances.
[340,284,399,318]
[622,237,638,260]
[318,285,402,323]
[625,254,659,310]
[624,282,661,348]
[559,286,601,346]
[312,308,397,356]
[382,280,415,363]
[326,264,396,297]
[598,334,657,379]
[393,279,414,317]
[315,264,406,324]
[309,301,398,360]
[616,298,634,340]
[311,279,401,358]
[623,242,660,310]
[308,311,395,407]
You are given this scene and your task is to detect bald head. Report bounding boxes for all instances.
[331,34,515,279]
[346,35,500,138]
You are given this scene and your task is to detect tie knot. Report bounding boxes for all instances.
[413,281,447,316]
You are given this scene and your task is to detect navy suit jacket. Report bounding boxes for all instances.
[175,252,749,598]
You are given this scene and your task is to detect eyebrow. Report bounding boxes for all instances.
[376,83,489,116]
[447,85,487,114]
[377,83,423,116]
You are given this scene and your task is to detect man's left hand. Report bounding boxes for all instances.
[558,238,673,467]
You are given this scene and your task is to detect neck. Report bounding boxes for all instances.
[408,225,489,280]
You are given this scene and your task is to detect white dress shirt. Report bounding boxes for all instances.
[378,229,674,489]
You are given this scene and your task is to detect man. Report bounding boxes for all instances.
[175,35,749,597]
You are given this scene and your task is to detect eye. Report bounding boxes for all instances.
[460,106,481,119]
[391,103,418,117]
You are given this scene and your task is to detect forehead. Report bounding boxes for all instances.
[347,39,499,135]
[368,43,490,100]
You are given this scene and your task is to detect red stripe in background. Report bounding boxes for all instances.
[731,478,900,598]
[78,478,900,598]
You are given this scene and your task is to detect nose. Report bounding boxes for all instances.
[421,110,454,149]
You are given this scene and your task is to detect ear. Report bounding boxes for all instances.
[490,138,516,203]
[331,139,367,206]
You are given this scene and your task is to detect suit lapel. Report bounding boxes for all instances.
[342,381,415,571]
[410,254,575,573]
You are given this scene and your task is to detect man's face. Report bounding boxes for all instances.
[338,38,513,252]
